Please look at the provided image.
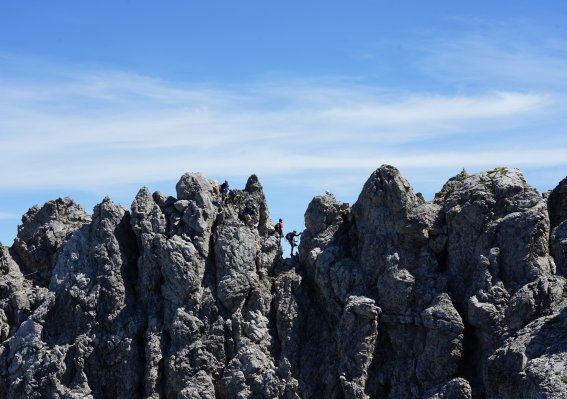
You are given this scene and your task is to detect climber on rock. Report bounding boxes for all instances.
[220,180,229,202]
[285,230,301,256]
[275,218,283,240]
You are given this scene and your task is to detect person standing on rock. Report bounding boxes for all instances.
[285,230,301,256]
[275,218,284,240]
[220,180,229,202]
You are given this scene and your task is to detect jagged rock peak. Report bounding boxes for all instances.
[244,174,262,193]
[356,164,425,211]
[0,167,566,399]
[11,197,91,287]
[435,166,534,203]
[176,172,218,202]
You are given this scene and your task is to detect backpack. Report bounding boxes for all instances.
[275,223,282,234]
[285,232,293,242]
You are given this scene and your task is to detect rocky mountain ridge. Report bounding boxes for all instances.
[0,166,566,399]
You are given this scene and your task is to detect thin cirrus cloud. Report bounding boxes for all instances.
[0,67,555,192]
[2,21,565,197]
[413,20,567,90]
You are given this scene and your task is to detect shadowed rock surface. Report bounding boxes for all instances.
[0,166,565,398]
[548,176,567,232]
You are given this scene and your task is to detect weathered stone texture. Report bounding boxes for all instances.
[12,197,91,286]
[0,167,566,399]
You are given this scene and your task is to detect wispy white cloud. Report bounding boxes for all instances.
[0,65,557,193]
[2,17,567,200]
[414,20,567,90]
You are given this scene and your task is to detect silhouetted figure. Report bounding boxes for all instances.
[220,180,229,202]
[275,218,284,240]
[285,230,302,256]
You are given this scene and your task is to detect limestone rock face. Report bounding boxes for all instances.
[0,198,88,347]
[0,167,565,399]
[0,246,46,343]
[295,165,563,398]
[296,166,467,398]
[12,197,91,286]
[3,198,140,398]
[485,304,567,399]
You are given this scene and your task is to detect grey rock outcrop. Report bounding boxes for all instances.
[0,173,296,398]
[0,246,46,342]
[0,198,88,347]
[2,197,140,398]
[295,165,563,398]
[296,166,467,398]
[0,166,565,398]
[485,303,567,399]
[12,197,91,286]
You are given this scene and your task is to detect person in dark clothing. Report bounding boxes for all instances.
[285,230,302,256]
[220,180,229,202]
[274,218,283,240]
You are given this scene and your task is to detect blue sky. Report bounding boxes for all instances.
[1,1,567,252]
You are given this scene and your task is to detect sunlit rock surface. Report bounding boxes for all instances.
[0,166,565,398]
